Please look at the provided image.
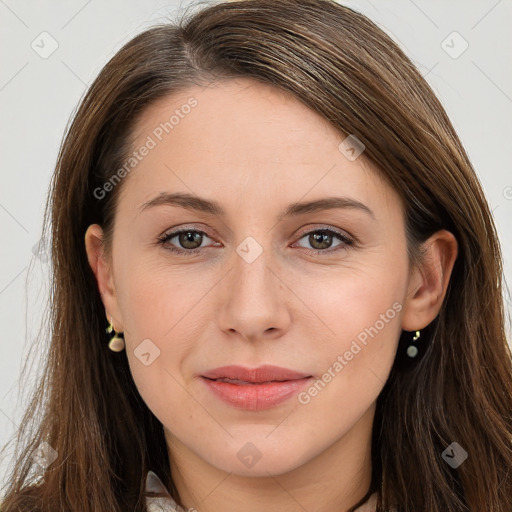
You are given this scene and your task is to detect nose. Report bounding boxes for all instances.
[216,237,291,343]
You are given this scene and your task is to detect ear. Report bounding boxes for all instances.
[84,224,124,331]
[401,229,458,331]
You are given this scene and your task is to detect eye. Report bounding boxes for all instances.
[157,226,355,256]
[157,228,215,255]
[293,228,354,255]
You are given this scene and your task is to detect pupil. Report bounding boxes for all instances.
[311,232,331,249]
[181,231,201,248]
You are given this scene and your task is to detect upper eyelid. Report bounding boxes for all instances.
[295,225,353,240]
[160,224,351,237]
[160,226,213,241]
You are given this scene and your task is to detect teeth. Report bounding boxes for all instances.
[216,378,254,384]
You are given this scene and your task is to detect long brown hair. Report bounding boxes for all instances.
[2,0,511,510]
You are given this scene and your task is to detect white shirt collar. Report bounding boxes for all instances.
[145,470,184,512]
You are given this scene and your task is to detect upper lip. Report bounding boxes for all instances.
[201,365,312,383]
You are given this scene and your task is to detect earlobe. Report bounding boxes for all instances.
[84,224,123,329]
[401,229,458,331]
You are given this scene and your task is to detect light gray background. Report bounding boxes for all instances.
[1,0,511,482]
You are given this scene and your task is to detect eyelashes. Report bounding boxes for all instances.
[291,228,355,254]
[157,229,213,255]
[156,226,356,257]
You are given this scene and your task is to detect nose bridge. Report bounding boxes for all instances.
[231,234,275,299]
[217,233,288,339]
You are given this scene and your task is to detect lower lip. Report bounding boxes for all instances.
[201,376,313,411]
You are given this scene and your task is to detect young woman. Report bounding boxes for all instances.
[1,0,511,511]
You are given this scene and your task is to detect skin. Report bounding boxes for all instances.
[85,78,457,512]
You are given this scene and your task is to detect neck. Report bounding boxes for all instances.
[164,404,375,512]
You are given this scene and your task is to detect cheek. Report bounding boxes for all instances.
[115,257,196,339]
[297,262,404,342]
[114,261,212,411]
[292,259,405,398]
[294,300,401,438]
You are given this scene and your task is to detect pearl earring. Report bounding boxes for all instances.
[395,328,430,371]
[106,317,125,352]
[406,330,421,358]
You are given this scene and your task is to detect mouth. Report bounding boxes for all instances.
[204,377,295,385]
[201,364,312,383]
[200,365,313,411]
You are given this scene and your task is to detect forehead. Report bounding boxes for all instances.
[117,77,396,218]
[132,77,336,156]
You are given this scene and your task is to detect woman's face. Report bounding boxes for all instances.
[88,78,415,477]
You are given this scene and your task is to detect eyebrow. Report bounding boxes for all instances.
[139,192,375,220]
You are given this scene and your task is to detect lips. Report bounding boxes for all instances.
[201,364,312,383]
[200,365,313,411]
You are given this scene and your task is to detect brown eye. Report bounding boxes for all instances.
[294,228,354,255]
[308,231,334,250]
[178,231,203,249]
[158,229,213,254]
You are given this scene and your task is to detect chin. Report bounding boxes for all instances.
[204,437,315,477]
